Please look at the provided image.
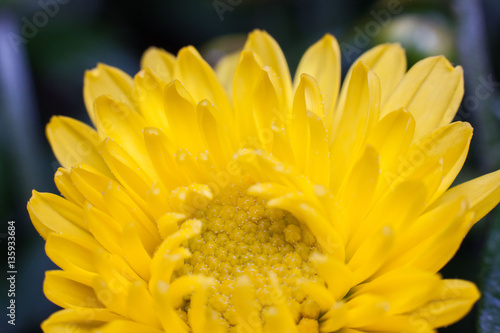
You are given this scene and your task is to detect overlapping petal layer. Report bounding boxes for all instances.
[29,30,500,332]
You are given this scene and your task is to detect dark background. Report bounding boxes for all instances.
[0,0,499,332]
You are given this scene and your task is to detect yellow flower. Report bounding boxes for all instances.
[28,30,500,333]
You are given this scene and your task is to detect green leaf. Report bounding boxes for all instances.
[479,211,500,332]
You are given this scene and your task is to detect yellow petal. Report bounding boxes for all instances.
[27,191,91,241]
[190,283,227,333]
[126,280,162,329]
[157,212,185,239]
[357,314,434,333]
[94,95,156,178]
[244,29,292,109]
[336,43,406,126]
[347,226,394,285]
[233,51,264,145]
[412,280,480,329]
[151,220,202,280]
[215,50,240,98]
[45,233,100,286]
[103,180,160,250]
[233,275,263,332]
[235,149,314,195]
[329,61,380,194]
[367,108,415,174]
[197,100,234,170]
[263,273,299,333]
[84,203,124,257]
[121,223,153,281]
[382,197,471,273]
[92,251,143,316]
[271,128,296,167]
[382,56,464,140]
[398,122,472,203]
[100,138,157,213]
[251,65,283,151]
[269,194,344,260]
[429,168,500,226]
[345,294,389,328]
[290,75,328,185]
[347,181,426,257]
[133,68,168,129]
[69,163,114,212]
[152,278,190,333]
[174,46,233,124]
[141,46,176,82]
[44,270,102,309]
[143,127,189,190]
[100,320,165,333]
[409,210,473,273]
[311,253,353,300]
[320,302,348,332]
[297,279,335,312]
[162,80,204,153]
[41,308,125,332]
[289,75,312,172]
[46,116,111,176]
[84,63,135,124]
[247,182,292,201]
[350,267,441,315]
[168,184,213,217]
[166,275,214,309]
[337,146,380,241]
[294,34,340,124]
[306,113,330,188]
[54,167,86,206]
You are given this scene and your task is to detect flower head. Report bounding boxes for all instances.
[29,30,500,332]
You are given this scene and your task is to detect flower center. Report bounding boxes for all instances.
[173,183,323,328]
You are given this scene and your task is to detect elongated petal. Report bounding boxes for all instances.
[54,167,86,206]
[382,56,464,140]
[412,280,480,329]
[367,108,415,174]
[41,309,125,332]
[44,270,102,309]
[306,113,330,187]
[233,51,263,145]
[47,116,110,176]
[350,267,441,315]
[244,29,292,109]
[28,191,91,241]
[336,43,406,125]
[94,95,156,178]
[174,46,233,124]
[45,233,100,286]
[84,63,135,124]
[311,253,353,300]
[294,34,340,123]
[134,68,168,129]
[69,163,115,212]
[252,66,283,151]
[126,280,162,329]
[345,294,389,328]
[215,50,240,97]
[429,168,500,226]
[233,275,263,332]
[348,226,394,285]
[162,79,204,153]
[141,47,176,82]
[330,62,380,194]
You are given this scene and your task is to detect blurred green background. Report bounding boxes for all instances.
[1,0,499,332]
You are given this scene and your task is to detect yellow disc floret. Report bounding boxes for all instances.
[173,183,323,328]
